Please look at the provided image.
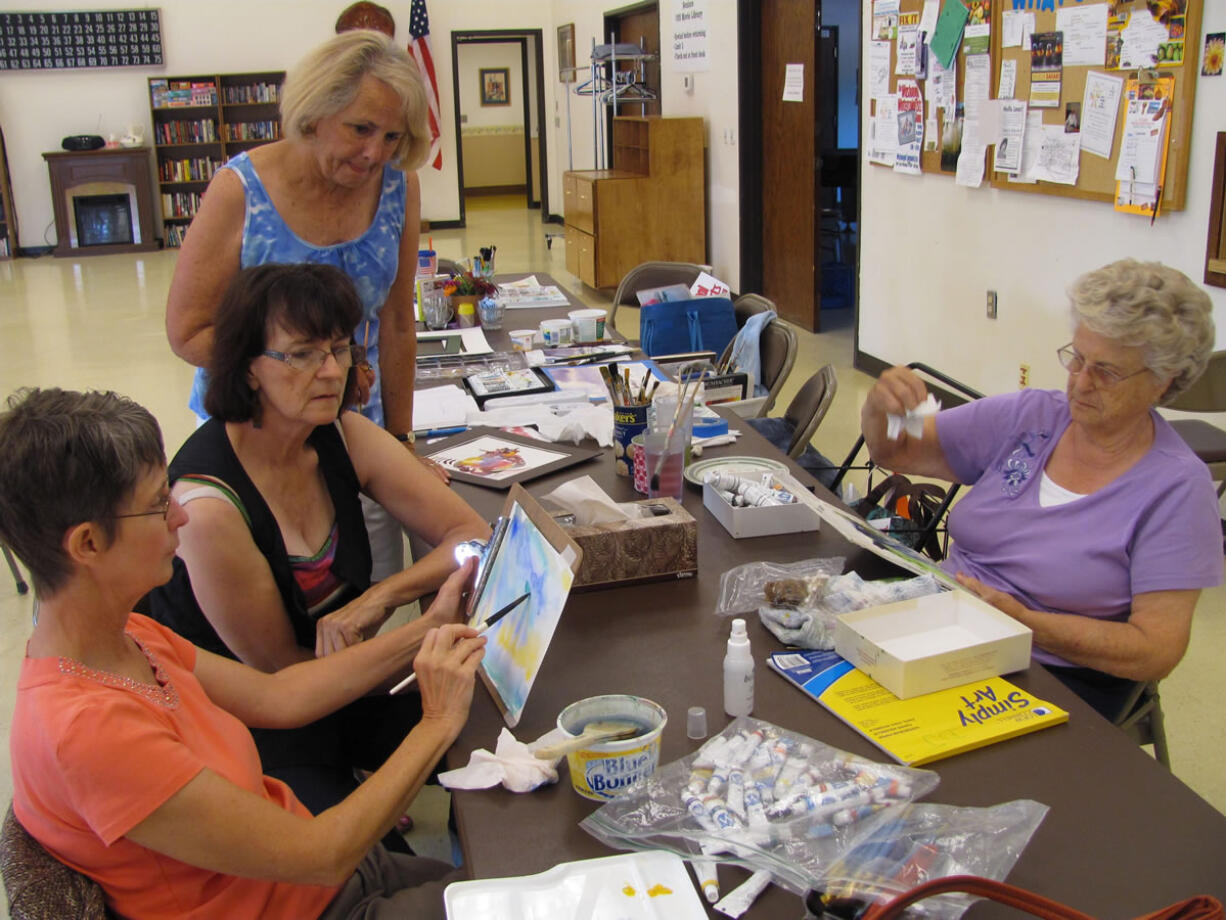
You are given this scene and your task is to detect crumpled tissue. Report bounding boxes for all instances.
[437,727,570,793]
[467,404,615,446]
[886,394,940,440]
[542,475,645,524]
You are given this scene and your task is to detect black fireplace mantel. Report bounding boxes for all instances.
[42,147,158,258]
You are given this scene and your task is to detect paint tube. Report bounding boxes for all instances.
[726,768,746,820]
[688,857,720,904]
[713,869,773,918]
[683,791,724,837]
[731,728,766,766]
[706,761,732,797]
[744,779,771,829]
[692,734,731,769]
[772,745,812,799]
[686,766,714,795]
[766,783,873,821]
[704,795,746,832]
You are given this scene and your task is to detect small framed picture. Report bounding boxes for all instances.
[421,427,601,490]
[480,67,510,106]
[463,366,555,408]
[557,23,576,83]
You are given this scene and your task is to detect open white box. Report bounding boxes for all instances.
[834,591,1033,699]
[702,479,820,538]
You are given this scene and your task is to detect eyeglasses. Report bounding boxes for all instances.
[262,343,366,373]
[113,497,172,521]
[1056,344,1150,388]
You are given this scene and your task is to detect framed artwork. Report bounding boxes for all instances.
[421,426,600,489]
[480,67,510,106]
[557,23,576,83]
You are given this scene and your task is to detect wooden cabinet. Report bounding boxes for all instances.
[563,116,705,289]
[147,72,284,247]
[0,125,16,259]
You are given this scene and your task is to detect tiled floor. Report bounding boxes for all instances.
[0,194,1223,903]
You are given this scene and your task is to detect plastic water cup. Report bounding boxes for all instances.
[643,429,687,501]
[686,706,708,740]
[417,249,437,276]
[423,295,453,330]
[477,297,505,330]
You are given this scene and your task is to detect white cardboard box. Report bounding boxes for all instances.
[834,591,1033,699]
[702,479,820,538]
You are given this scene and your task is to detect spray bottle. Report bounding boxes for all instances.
[724,618,755,717]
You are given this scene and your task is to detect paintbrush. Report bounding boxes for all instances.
[388,591,530,695]
[532,720,642,760]
[598,363,620,404]
[648,367,701,493]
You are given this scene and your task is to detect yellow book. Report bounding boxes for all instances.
[768,649,1067,766]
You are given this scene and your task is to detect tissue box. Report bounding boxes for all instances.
[834,591,1033,699]
[557,498,697,591]
[702,479,820,538]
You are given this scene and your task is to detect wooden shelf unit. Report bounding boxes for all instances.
[148,71,284,247]
[0,125,16,259]
[563,116,705,289]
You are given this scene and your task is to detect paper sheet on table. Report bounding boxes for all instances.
[1056,4,1107,67]
[1033,126,1081,185]
[497,287,570,309]
[412,384,479,431]
[1008,110,1045,184]
[929,0,968,70]
[418,326,494,356]
[869,41,891,100]
[1080,71,1123,159]
[1115,99,1166,185]
[1119,9,1167,69]
[998,59,1017,99]
[868,95,899,166]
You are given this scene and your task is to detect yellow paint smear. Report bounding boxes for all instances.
[622,884,636,896]
[647,883,672,897]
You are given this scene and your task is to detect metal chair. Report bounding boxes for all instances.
[1166,350,1226,498]
[1,803,111,919]
[436,257,464,277]
[716,294,798,417]
[608,260,713,332]
[746,365,840,488]
[1113,681,1171,768]
[3,542,28,595]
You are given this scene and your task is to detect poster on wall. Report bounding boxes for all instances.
[0,9,162,70]
[480,68,510,106]
[671,0,709,72]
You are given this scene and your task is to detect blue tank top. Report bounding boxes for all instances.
[189,151,407,427]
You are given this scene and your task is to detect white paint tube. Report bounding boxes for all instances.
[688,857,720,904]
[714,869,774,918]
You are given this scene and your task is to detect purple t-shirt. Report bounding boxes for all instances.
[935,388,1222,668]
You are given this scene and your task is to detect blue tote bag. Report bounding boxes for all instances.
[639,296,738,358]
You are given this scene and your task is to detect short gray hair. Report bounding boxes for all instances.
[281,30,431,170]
[1069,259,1215,405]
[0,389,164,597]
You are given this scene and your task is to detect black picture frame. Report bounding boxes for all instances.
[480,67,510,106]
[462,365,556,408]
[420,427,601,490]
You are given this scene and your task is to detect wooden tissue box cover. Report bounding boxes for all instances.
[560,498,697,591]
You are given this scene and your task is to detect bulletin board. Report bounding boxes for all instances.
[989,0,1201,211]
[869,0,988,176]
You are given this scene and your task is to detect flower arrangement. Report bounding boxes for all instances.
[443,269,499,298]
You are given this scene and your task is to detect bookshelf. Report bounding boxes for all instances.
[0,125,16,259]
[147,71,284,247]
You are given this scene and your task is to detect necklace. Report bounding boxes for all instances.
[57,635,179,709]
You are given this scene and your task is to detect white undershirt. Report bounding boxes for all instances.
[1039,471,1085,507]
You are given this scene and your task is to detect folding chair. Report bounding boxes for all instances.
[608,261,713,332]
[830,362,984,560]
[717,296,799,417]
[746,365,840,488]
[1113,680,1171,768]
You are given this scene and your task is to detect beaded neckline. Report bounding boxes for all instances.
[56,635,179,709]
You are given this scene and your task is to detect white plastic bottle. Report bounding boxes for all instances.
[723,618,755,717]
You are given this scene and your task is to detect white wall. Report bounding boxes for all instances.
[858,4,1226,397]
[457,43,523,128]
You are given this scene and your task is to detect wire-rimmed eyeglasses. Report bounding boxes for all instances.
[262,343,366,373]
[1056,344,1150,388]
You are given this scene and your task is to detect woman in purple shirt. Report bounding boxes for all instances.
[861,260,1221,718]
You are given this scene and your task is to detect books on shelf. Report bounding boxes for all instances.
[222,120,281,142]
[223,82,280,104]
[163,223,189,248]
[155,119,217,145]
[149,78,218,108]
[158,157,221,183]
[767,648,1068,766]
[161,191,204,219]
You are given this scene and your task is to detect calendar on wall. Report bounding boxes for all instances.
[0,9,162,71]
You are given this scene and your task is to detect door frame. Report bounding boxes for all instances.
[450,29,548,226]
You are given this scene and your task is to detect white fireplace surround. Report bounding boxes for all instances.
[64,180,141,248]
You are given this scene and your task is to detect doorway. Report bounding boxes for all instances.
[450,30,548,226]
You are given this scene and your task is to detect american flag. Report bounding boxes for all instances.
[408,0,443,170]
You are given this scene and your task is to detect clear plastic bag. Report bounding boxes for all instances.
[813,799,1050,920]
[715,558,847,617]
[580,716,940,895]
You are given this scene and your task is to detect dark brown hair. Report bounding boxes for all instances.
[204,263,365,423]
[0,388,164,597]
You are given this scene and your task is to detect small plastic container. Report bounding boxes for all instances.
[569,308,607,343]
[540,318,573,347]
[417,249,437,276]
[509,329,536,352]
[557,694,667,801]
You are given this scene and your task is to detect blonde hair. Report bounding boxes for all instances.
[1069,259,1215,405]
[280,30,431,170]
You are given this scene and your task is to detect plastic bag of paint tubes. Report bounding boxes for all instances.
[580,716,940,899]
[808,799,1049,920]
[714,558,945,651]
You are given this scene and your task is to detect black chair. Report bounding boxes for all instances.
[830,362,984,560]
[746,365,840,488]
[436,257,464,277]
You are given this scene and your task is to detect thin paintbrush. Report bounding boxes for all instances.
[388,591,530,695]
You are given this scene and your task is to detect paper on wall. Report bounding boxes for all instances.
[1119,9,1167,69]
[1114,99,1166,185]
[918,0,940,42]
[1056,4,1107,67]
[927,51,956,118]
[993,99,1027,173]
[955,143,986,188]
[894,80,924,175]
[782,63,805,102]
[897,24,919,75]
[998,59,1017,99]
[1080,70,1123,159]
[962,53,991,146]
[869,94,899,166]
[1033,126,1081,185]
[1001,10,1025,48]
[870,41,892,100]
[1008,110,1045,184]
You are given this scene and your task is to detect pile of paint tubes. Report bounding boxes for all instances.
[704,470,797,507]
